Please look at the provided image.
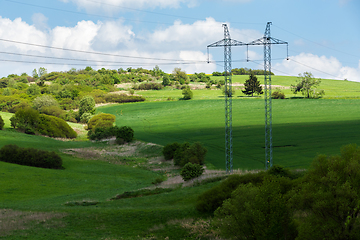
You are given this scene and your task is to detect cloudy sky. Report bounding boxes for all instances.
[0,0,359,81]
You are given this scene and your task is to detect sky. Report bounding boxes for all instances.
[0,0,359,81]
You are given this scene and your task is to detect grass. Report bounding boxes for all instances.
[98,98,360,170]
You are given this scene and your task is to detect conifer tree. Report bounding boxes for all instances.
[242,72,263,96]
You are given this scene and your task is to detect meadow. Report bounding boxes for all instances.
[1,75,360,239]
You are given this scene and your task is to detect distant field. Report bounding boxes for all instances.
[140,76,360,101]
[98,98,360,170]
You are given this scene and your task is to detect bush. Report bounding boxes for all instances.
[173,142,207,166]
[33,95,59,111]
[162,142,181,160]
[195,172,267,213]
[115,126,134,143]
[182,87,193,100]
[10,107,40,132]
[26,84,41,96]
[133,82,163,90]
[180,162,204,181]
[272,90,285,99]
[104,94,145,103]
[37,114,77,138]
[79,96,96,116]
[87,113,115,131]
[0,115,4,130]
[0,144,63,169]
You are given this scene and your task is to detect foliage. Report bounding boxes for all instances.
[133,82,163,90]
[232,67,274,75]
[214,175,297,240]
[87,113,115,131]
[10,107,76,138]
[37,114,77,138]
[182,86,193,100]
[242,72,263,96]
[0,144,62,169]
[221,85,235,97]
[162,75,171,86]
[32,95,59,111]
[173,142,207,166]
[172,67,188,84]
[271,89,286,99]
[115,126,134,143]
[290,144,360,239]
[79,95,96,117]
[26,84,41,96]
[291,72,324,98]
[162,142,181,160]
[104,94,145,103]
[0,115,4,130]
[196,172,266,213]
[180,162,204,181]
[112,187,173,200]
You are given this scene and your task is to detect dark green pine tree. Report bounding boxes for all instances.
[242,72,264,96]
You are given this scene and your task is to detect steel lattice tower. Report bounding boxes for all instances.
[207,24,247,173]
[247,22,288,169]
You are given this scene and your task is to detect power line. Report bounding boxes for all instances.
[0,38,207,62]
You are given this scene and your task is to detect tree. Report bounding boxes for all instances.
[79,96,96,117]
[0,115,4,130]
[291,72,324,98]
[26,84,41,96]
[242,72,263,96]
[182,86,193,100]
[162,75,171,86]
[291,144,360,240]
[180,162,204,181]
[172,68,188,84]
[33,95,59,111]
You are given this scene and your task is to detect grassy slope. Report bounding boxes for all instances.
[98,98,360,170]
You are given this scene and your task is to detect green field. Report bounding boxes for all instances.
[97,98,360,170]
[1,76,360,239]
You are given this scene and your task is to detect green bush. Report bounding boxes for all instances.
[10,107,40,132]
[272,90,286,99]
[0,115,4,130]
[115,126,134,143]
[79,95,96,116]
[37,114,77,138]
[87,113,115,131]
[26,84,41,96]
[195,172,266,213]
[173,142,207,166]
[104,94,145,103]
[162,142,181,160]
[182,87,193,100]
[32,95,59,111]
[0,144,63,169]
[180,162,204,181]
[133,82,163,90]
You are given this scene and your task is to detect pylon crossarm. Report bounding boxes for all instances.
[207,39,246,48]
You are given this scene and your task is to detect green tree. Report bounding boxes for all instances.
[215,176,297,240]
[182,86,193,100]
[291,72,324,98]
[79,96,96,117]
[172,67,188,83]
[26,84,41,96]
[242,72,263,96]
[291,144,360,240]
[0,115,4,130]
[180,162,204,181]
[33,95,59,111]
[162,75,171,86]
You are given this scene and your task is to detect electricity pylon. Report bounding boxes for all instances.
[247,22,288,169]
[207,24,247,174]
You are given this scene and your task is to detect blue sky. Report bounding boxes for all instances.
[0,0,359,80]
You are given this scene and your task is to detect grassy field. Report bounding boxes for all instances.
[1,76,360,239]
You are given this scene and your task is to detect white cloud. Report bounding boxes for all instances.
[31,13,49,32]
[59,0,198,12]
[275,53,360,82]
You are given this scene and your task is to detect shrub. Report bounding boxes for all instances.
[33,95,59,111]
[0,144,63,169]
[87,113,115,131]
[272,90,285,99]
[180,162,204,181]
[26,84,41,96]
[133,82,163,90]
[162,142,181,160]
[182,87,193,100]
[10,107,40,132]
[195,172,267,213]
[104,94,145,103]
[37,114,77,138]
[40,105,67,120]
[115,126,134,144]
[79,95,96,116]
[0,115,4,130]
[173,142,207,166]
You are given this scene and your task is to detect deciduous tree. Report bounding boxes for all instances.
[291,72,324,98]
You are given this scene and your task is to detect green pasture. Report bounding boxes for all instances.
[140,75,360,101]
[98,98,360,170]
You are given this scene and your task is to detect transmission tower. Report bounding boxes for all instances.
[207,24,247,174]
[247,22,288,169]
